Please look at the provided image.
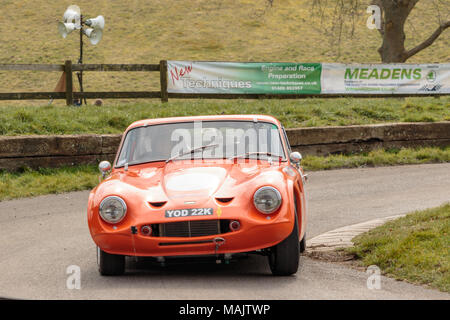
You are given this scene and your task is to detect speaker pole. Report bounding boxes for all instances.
[58,6,104,107]
[77,14,87,105]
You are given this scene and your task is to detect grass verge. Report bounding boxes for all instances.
[0,165,98,201]
[302,146,450,170]
[1,146,448,202]
[0,96,449,135]
[347,203,450,292]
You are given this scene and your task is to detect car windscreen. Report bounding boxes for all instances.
[116,120,286,167]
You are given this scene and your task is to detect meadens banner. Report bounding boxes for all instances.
[321,63,450,94]
[167,61,450,95]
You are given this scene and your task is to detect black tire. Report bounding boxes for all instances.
[98,247,125,276]
[268,196,300,276]
[299,233,306,253]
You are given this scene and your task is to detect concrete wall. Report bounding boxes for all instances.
[287,121,450,156]
[0,134,121,171]
[1,122,449,171]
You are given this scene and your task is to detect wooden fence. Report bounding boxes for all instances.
[0,61,162,105]
[0,61,448,104]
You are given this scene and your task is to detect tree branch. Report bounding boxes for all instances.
[405,20,450,59]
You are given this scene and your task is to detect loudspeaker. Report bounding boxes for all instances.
[63,5,81,28]
[84,15,105,30]
[83,28,103,45]
[58,22,76,38]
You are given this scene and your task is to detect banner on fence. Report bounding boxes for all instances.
[167,61,450,95]
[321,63,450,94]
[167,61,322,94]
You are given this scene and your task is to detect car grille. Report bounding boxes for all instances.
[153,219,230,237]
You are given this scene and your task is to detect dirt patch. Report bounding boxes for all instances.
[304,249,356,262]
[302,249,369,272]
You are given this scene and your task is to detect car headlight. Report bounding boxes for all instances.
[99,196,127,223]
[253,186,282,214]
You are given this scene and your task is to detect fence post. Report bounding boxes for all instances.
[160,60,168,103]
[64,60,73,106]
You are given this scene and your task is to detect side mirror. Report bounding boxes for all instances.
[99,161,112,180]
[290,151,302,165]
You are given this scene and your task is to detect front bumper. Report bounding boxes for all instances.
[93,222,292,257]
[90,208,294,257]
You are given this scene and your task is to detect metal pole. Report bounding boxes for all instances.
[77,14,87,105]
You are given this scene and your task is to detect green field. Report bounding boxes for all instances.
[0,96,449,135]
[349,203,450,292]
[0,0,449,104]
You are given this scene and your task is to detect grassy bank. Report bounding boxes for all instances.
[348,204,450,292]
[302,146,450,170]
[1,146,448,201]
[1,97,449,135]
[0,165,99,201]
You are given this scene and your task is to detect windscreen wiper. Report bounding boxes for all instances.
[165,143,219,163]
[227,151,283,161]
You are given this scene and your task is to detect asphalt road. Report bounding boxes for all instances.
[0,163,449,299]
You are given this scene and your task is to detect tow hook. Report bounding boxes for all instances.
[213,237,226,264]
[130,226,138,262]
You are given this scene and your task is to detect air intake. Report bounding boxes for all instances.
[149,201,167,208]
[153,219,232,237]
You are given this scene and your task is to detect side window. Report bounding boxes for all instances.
[116,129,137,167]
[282,126,292,154]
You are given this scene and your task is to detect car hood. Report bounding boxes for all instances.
[98,161,288,206]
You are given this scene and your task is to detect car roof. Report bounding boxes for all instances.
[125,114,282,132]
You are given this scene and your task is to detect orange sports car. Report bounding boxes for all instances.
[87,115,307,276]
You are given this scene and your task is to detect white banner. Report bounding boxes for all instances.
[166,61,450,95]
[321,63,450,94]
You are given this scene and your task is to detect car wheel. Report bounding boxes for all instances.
[300,233,306,253]
[268,195,300,276]
[98,247,125,276]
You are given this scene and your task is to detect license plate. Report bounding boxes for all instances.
[165,208,214,218]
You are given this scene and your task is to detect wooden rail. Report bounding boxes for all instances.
[0,64,64,71]
[0,61,162,105]
[0,61,448,105]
